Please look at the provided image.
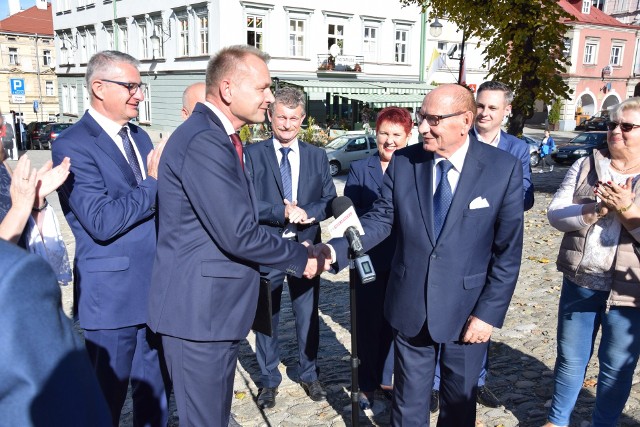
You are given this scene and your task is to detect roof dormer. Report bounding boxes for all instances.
[582,0,591,14]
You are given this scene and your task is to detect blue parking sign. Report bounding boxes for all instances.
[10,79,25,95]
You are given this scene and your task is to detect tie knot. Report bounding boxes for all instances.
[438,159,453,174]
[280,147,291,158]
[118,127,128,138]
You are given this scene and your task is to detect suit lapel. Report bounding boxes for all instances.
[297,142,309,202]
[264,139,285,199]
[414,148,436,247]
[368,155,383,190]
[438,139,484,239]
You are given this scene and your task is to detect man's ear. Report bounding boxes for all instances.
[505,104,512,117]
[267,108,273,122]
[219,79,232,104]
[91,80,105,102]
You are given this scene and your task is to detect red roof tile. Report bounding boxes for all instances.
[0,3,53,36]
[558,0,639,29]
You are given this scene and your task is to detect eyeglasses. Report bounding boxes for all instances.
[101,79,146,95]
[606,121,640,132]
[415,110,466,126]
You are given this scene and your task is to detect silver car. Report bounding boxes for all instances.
[324,134,377,176]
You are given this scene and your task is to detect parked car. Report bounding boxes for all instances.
[25,121,53,150]
[38,123,73,150]
[551,131,607,165]
[584,116,609,131]
[521,135,542,167]
[324,134,377,176]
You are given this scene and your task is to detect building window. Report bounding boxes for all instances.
[138,85,151,123]
[178,16,189,56]
[45,81,54,96]
[83,84,90,111]
[247,14,264,50]
[8,48,18,65]
[582,0,591,13]
[327,24,344,53]
[43,50,51,66]
[86,30,96,59]
[117,22,128,53]
[56,0,71,13]
[395,29,408,63]
[70,85,79,115]
[363,26,378,62]
[584,41,597,64]
[197,12,209,55]
[62,85,70,113]
[152,19,165,58]
[136,20,149,59]
[104,24,114,50]
[610,44,624,66]
[288,19,305,57]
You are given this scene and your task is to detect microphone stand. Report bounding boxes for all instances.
[348,247,360,427]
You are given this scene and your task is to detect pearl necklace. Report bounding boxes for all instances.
[610,160,640,173]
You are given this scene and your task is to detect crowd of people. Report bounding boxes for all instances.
[1,44,640,427]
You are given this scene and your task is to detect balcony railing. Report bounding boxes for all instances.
[317,54,364,72]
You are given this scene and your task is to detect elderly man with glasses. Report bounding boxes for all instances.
[52,51,167,426]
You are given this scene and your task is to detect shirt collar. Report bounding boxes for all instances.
[473,126,501,147]
[203,101,236,136]
[88,106,130,139]
[434,136,470,172]
[273,138,299,153]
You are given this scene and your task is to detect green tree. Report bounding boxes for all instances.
[547,99,562,127]
[400,0,572,135]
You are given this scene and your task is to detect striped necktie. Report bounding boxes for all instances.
[279,147,292,202]
[118,126,143,184]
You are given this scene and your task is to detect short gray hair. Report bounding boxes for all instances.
[610,97,640,122]
[269,86,306,116]
[205,45,270,93]
[477,81,514,105]
[85,50,140,87]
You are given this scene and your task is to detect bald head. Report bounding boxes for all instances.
[181,82,206,120]
[418,84,476,157]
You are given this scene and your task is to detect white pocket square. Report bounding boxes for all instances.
[469,197,490,209]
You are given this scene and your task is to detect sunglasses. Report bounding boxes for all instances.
[606,121,640,132]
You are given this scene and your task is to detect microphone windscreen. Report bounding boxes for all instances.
[331,196,353,219]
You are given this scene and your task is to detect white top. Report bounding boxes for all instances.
[548,157,640,291]
[88,107,147,179]
[474,126,501,148]
[432,136,470,195]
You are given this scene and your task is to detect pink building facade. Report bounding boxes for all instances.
[557,0,640,130]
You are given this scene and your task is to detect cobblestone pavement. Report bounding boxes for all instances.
[14,129,640,426]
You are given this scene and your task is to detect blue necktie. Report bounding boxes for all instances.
[434,160,453,239]
[118,127,143,184]
[279,147,292,202]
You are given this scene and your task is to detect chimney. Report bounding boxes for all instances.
[36,0,48,10]
[8,0,20,16]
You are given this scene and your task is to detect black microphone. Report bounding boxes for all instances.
[331,196,376,283]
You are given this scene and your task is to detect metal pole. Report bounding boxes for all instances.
[458,28,467,85]
[419,11,426,82]
[349,259,360,427]
[34,34,44,122]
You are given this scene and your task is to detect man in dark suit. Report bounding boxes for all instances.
[0,239,110,426]
[147,45,323,427]
[52,51,167,426]
[245,87,336,408]
[321,84,524,425]
[431,80,534,412]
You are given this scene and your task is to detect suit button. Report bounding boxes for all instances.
[431,254,437,259]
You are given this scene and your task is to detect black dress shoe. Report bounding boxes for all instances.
[430,390,439,414]
[476,385,501,408]
[257,387,278,409]
[300,379,327,401]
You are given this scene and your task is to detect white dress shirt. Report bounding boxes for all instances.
[273,138,301,238]
[432,136,470,196]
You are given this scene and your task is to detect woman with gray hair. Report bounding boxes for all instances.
[544,97,640,426]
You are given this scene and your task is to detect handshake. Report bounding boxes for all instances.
[302,241,333,279]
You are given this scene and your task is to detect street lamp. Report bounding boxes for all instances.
[429,18,466,85]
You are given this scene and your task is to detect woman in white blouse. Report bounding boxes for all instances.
[544,97,640,427]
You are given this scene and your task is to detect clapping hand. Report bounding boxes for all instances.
[36,157,70,202]
[284,199,315,225]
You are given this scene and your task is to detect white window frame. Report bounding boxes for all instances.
[582,0,591,13]
[288,18,306,57]
[56,0,71,13]
[246,13,265,51]
[104,23,114,50]
[241,3,273,52]
[135,18,150,59]
[117,21,128,53]
[62,85,70,113]
[70,85,79,115]
[610,42,624,66]
[195,8,209,55]
[8,47,18,65]
[152,17,165,58]
[83,84,91,112]
[394,27,409,63]
[327,22,345,54]
[138,85,151,124]
[584,39,598,64]
[176,13,190,57]
[45,80,54,96]
[43,49,52,66]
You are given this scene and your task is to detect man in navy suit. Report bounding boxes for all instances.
[52,51,167,426]
[321,84,524,425]
[0,239,110,426]
[245,87,336,408]
[147,45,323,427]
[431,80,534,412]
